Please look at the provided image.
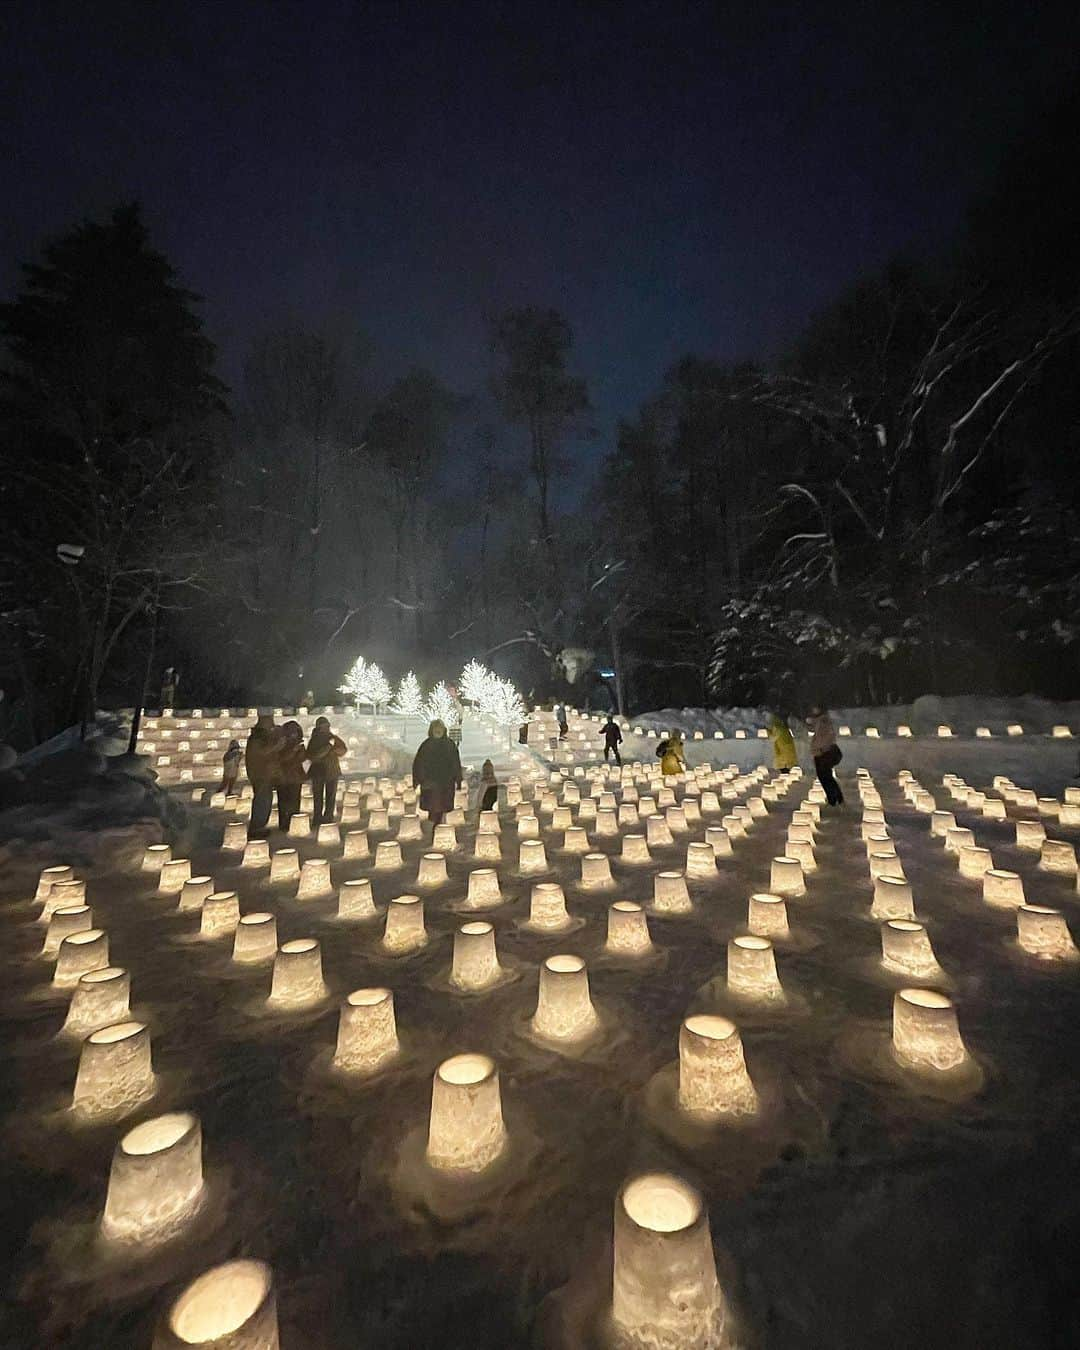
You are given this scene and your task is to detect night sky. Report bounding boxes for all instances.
[3,0,1077,442]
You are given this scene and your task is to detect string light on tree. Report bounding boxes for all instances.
[424,681,460,727]
[391,671,425,717]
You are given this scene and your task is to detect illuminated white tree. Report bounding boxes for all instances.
[486,677,528,746]
[423,681,460,727]
[362,663,392,712]
[460,659,493,708]
[339,656,371,709]
[391,671,424,717]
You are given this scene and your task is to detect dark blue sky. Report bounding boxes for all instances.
[2,0,1078,445]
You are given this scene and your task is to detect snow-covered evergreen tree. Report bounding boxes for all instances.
[391,671,424,716]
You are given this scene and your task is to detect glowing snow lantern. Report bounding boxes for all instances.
[232,913,277,963]
[646,815,674,848]
[54,928,109,986]
[605,901,653,956]
[621,833,651,864]
[1040,840,1077,875]
[316,823,340,846]
[432,823,458,851]
[397,813,423,842]
[154,1259,278,1350]
[769,856,806,898]
[937,725,953,738]
[39,878,88,922]
[958,845,992,880]
[519,839,549,873]
[334,987,399,1075]
[42,904,92,957]
[944,826,975,856]
[100,1111,204,1245]
[334,878,375,922]
[748,892,790,939]
[241,839,270,868]
[611,1173,723,1350]
[531,954,598,1042]
[1016,905,1077,959]
[1052,724,1073,738]
[1007,723,1023,737]
[197,891,238,940]
[63,966,130,1037]
[459,868,499,910]
[382,894,427,953]
[581,852,613,887]
[343,830,369,860]
[562,826,590,854]
[897,724,912,737]
[705,826,733,857]
[892,989,969,1073]
[142,844,171,872]
[982,799,1008,821]
[269,938,327,1007]
[518,813,540,839]
[652,871,692,914]
[930,810,956,838]
[416,852,449,888]
[786,838,817,872]
[451,922,503,990]
[269,848,300,883]
[287,811,311,838]
[474,830,502,861]
[881,920,939,978]
[678,1014,757,1120]
[871,875,915,920]
[869,850,905,881]
[595,808,619,836]
[727,935,784,1003]
[981,869,1024,909]
[685,841,718,878]
[177,876,214,912]
[368,808,390,831]
[425,1053,507,1174]
[72,1021,154,1117]
[374,841,404,870]
[35,864,73,903]
[665,806,688,833]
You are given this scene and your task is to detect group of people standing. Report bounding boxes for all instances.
[241,714,347,834]
[768,707,844,805]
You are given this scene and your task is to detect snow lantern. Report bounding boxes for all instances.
[652,871,691,915]
[685,841,718,879]
[581,852,613,887]
[872,875,915,921]
[343,830,370,860]
[142,844,171,872]
[892,989,968,1073]
[397,813,423,842]
[881,920,939,978]
[269,849,300,883]
[519,839,549,873]
[432,823,458,851]
[958,845,993,880]
[269,938,327,1007]
[1039,840,1077,875]
[425,1053,507,1174]
[605,901,653,957]
[382,895,427,953]
[748,892,789,940]
[54,929,109,987]
[646,816,674,849]
[287,811,311,838]
[531,954,598,1043]
[678,1014,758,1120]
[101,1111,204,1246]
[474,830,502,861]
[178,876,214,912]
[334,987,399,1075]
[63,967,130,1038]
[769,856,806,898]
[1015,820,1046,850]
[72,1021,154,1117]
[241,839,270,868]
[232,913,277,964]
[983,869,1025,908]
[374,841,404,871]
[42,904,92,958]
[621,834,652,864]
[705,826,732,857]
[727,936,784,1003]
[451,921,502,991]
[1016,905,1077,960]
[200,892,240,939]
[154,1259,278,1350]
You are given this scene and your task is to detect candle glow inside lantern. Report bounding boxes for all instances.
[425,1053,507,1174]
[531,954,598,1042]
[417,852,449,887]
[474,830,502,861]
[432,823,458,851]
[334,987,399,1075]
[769,855,806,898]
[269,938,327,1006]
[241,839,270,868]
[142,844,171,872]
[581,852,613,887]
[343,829,370,859]
[287,811,311,838]
[705,826,732,857]
[375,840,404,870]
[43,904,92,957]
[1039,840,1077,875]
[611,1172,723,1350]
[527,881,572,929]
[646,815,674,848]
[101,1111,204,1245]
[871,874,915,920]
[269,848,300,883]
[155,1258,278,1350]
[1017,905,1077,959]
[232,913,277,963]
[337,877,377,922]
[35,864,74,905]
[678,1014,758,1120]
[881,920,939,978]
[519,839,549,873]
[621,833,651,864]
[200,891,240,939]
[606,901,653,956]
[892,989,969,1073]
[727,935,784,1003]
[518,813,540,838]
[685,841,718,879]
[451,921,502,990]
[382,894,427,953]
[748,892,789,939]
[983,868,1025,908]
[63,966,130,1037]
[652,871,692,915]
[39,878,89,922]
[177,876,214,912]
[316,823,340,846]
[73,1020,155,1117]
[54,928,109,986]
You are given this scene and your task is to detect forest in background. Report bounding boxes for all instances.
[1,91,1078,748]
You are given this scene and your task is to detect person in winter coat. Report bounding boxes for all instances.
[807,706,844,805]
[412,718,463,830]
[602,716,623,765]
[220,740,242,794]
[660,732,687,776]
[555,704,568,740]
[767,715,798,771]
[307,716,347,826]
[476,758,499,816]
[274,720,308,830]
[245,714,282,833]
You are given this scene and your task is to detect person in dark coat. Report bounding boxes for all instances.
[274,720,308,830]
[601,716,623,765]
[476,758,498,816]
[412,718,463,830]
[555,703,568,740]
[220,739,242,794]
[307,716,347,826]
[807,706,844,806]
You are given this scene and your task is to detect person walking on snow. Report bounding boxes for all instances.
[412,718,463,830]
[220,739,241,794]
[660,732,687,776]
[244,714,282,834]
[555,704,569,740]
[767,714,798,771]
[476,758,499,816]
[274,720,308,830]
[807,705,844,805]
[602,715,623,765]
[307,716,347,826]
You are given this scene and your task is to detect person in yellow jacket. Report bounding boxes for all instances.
[767,714,798,770]
[660,732,687,776]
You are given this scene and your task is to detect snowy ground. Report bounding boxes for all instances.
[1,719,1079,1348]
